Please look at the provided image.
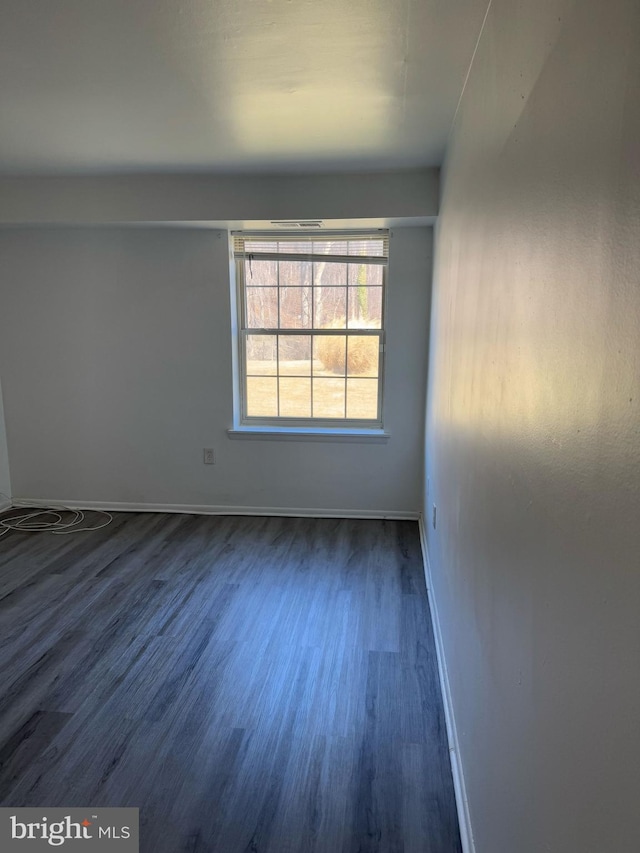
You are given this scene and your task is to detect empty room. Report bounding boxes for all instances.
[1,1,639,852]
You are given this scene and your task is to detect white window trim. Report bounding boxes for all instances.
[227,428,390,443]
[229,230,389,438]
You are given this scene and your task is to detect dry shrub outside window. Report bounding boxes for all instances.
[316,320,380,375]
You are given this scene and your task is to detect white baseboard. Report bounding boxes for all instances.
[418,515,475,853]
[13,497,419,522]
[0,497,11,513]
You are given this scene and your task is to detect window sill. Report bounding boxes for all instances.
[227,427,390,443]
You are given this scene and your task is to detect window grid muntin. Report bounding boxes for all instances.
[276,257,281,416]
[311,259,315,417]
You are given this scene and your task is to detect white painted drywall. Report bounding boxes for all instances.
[0,170,438,226]
[0,0,487,174]
[0,378,11,502]
[0,226,430,515]
[426,1,640,851]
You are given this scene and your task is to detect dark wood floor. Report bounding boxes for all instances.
[0,512,461,853]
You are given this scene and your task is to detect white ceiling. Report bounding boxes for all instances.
[0,0,488,175]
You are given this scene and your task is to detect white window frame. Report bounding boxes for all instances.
[231,230,388,433]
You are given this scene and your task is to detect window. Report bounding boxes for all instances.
[232,231,388,431]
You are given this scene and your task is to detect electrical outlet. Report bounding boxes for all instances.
[432,504,437,529]
[203,448,215,465]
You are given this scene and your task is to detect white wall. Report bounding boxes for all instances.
[0,226,430,515]
[0,170,437,225]
[426,1,640,851]
[0,377,11,503]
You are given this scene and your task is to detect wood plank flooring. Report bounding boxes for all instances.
[0,512,461,852]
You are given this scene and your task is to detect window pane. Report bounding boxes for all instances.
[347,286,383,328]
[246,377,278,416]
[244,258,278,286]
[314,261,346,289]
[279,378,311,417]
[279,260,312,288]
[312,378,346,418]
[279,336,311,375]
[280,287,311,329]
[347,336,379,377]
[348,263,383,286]
[314,334,346,376]
[246,334,277,375]
[246,287,278,328]
[346,378,378,419]
[314,287,346,329]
